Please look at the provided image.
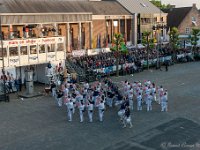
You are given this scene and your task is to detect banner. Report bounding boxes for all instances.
[72,50,86,57]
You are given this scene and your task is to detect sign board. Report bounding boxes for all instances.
[72,49,86,57]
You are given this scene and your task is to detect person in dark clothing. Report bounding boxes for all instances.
[57,90,63,107]
[165,60,169,71]
[123,106,133,128]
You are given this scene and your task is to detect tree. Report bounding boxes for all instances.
[190,28,200,53]
[150,0,173,9]
[142,31,151,70]
[169,27,179,50]
[169,27,179,61]
[110,33,127,76]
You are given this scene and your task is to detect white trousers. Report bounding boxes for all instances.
[58,98,62,107]
[129,99,133,110]
[137,101,142,111]
[147,101,152,111]
[99,109,104,122]
[106,97,113,108]
[68,109,73,121]
[88,110,93,122]
[161,102,168,112]
[52,88,56,97]
[79,110,84,122]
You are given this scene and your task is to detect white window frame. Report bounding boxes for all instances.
[185,27,190,34]
[192,16,196,22]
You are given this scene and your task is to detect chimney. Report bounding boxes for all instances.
[192,3,196,8]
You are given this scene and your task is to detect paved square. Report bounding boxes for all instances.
[0,62,200,150]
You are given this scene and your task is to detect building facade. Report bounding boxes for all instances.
[166,4,200,47]
[0,0,132,82]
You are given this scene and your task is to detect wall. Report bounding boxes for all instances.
[92,20,106,48]
[178,7,200,35]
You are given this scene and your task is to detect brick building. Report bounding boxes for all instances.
[165,4,200,47]
[0,0,132,82]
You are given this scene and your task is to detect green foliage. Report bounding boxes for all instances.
[142,31,151,45]
[169,27,179,50]
[142,31,155,49]
[110,33,127,54]
[190,28,200,50]
[150,0,173,9]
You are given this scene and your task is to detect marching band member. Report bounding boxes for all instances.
[123,105,133,128]
[161,92,168,112]
[147,93,153,111]
[137,93,142,111]
[78,100,85,122]
[97,100,105,122]
[87,101,94,122]
[66,99,74,122]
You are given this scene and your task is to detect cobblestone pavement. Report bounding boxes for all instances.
[0,62,200,150]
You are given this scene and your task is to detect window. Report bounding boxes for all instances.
[9,47,18,56]
[57,43,64,51]
[113,21,118,27]
[192,17,196,22]
[47,44,55,52]
[185,27,190,34]
[30,45,37,54]
[0,47,7,57]
[39,45,45,53]
[20,46,28,55]
[154,17,157,23]
[160,17,164,22]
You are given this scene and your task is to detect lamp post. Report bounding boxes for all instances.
[147,35,150,70]
[0,12,9,101]
[153,24,166,69]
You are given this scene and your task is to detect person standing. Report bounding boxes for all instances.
[147,93,153,111]
[123,106,133,128]
[66,99,74,122]
[57,90,63,107]
[128,88,134,111]
[137,93,142,111]
[51,81,56,97]
[161,92,168,112]
[78,100,85,122]
[87,101,94,122]
[97,100,105,122]
[165,60,169,71]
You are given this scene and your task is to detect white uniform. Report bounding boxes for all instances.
[137,94,142,111]
[151,87,156,101]
[118,109,125,121]
[128,90,134,111]
[157,87,163,104]
[71,98,76,114]
[78,103,85,122]
[161,95,168,112]
[147,95,153,111]
[52,87,56,97]
[98,102,105,122]
[84,83,89,89]
[64,88,69,97]
[88,103,94,122]
[66,101,74,121]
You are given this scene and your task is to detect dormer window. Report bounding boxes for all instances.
[192,17,196,22]
[192,17,197,26]
[140,3,147,7]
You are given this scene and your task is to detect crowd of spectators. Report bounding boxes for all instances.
[71,47,172,72]
[69,45,196,79]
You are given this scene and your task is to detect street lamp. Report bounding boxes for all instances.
[152,24,167,69]
[0,11,9,101]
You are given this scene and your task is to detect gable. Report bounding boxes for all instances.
[167,7,192,28]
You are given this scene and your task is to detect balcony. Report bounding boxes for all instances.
[0,36,66,68]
